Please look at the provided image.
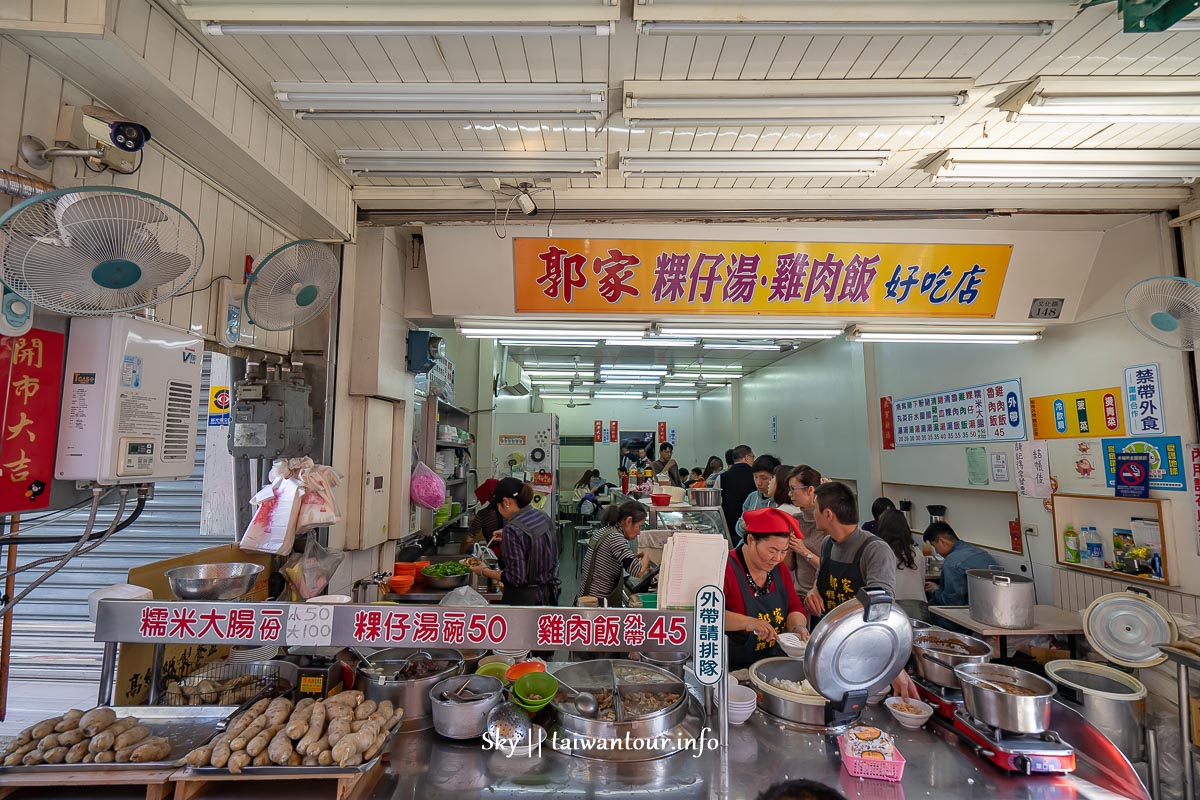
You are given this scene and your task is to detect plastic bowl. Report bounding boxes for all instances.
[776,632,807,659]
[505,661,547,682]
[479,654,516,669]
[476,662,511,685]
[513,672,559,703]
[650,493,672,507]
[307,594,351,604]
[512,694,554,714]
[394,562,418,574]
[885,697,934,729]
[388,576,415,594]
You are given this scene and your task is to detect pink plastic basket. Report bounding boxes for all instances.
[838,735,906,783]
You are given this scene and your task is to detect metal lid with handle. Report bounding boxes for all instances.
[804,587,913,724]
[1083,588,1177,669]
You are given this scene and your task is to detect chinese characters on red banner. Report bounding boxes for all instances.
[0,330,64,512]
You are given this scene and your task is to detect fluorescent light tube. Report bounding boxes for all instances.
[661,327,842,338]
[206,22,612,36]
[673,365,745,372]
[530,380,597,386]
[299,111,602,121]
[662,381,696,387]
[704,343,786,351]
[604,338,697,347]
[275,82,606,116]
[945,162,1200,178]
[1008,113,1200,124]
[630,95,964,110]
[498,340,599,348]
[601,364,669,372]
[338,150,605,178]
[637,21,1053,36]
[853,333,1040,344]
[595,391,646,398]
[524,370,595,377]
[620,152,888,178]
[1032,94,1200,108]
[463,328,638,339]
[600,379,662,385]
[934,176,1193,186]
[634,116,945,127]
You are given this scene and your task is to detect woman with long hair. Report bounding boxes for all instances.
[874,509,927,621]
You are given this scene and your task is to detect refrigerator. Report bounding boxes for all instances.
[492,413,559,519]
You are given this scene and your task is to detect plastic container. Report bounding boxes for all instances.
[389,575,415,593]
[513,672,559,703]
[838,736,906,782]
[475,662,512,685]
[1084,526,1104,568]
[506,661,547,682]
[650,493,671,507]
[1063,526,1080,564]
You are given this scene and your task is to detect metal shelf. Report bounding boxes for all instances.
[433,513,469,536]
[446,478,467,487]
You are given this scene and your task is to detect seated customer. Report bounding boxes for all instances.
[923,522,998,606]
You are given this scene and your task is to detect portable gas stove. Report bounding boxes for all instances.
[913,677,963,719]
[952,710,1076,775]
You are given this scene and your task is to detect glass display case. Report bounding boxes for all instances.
[607,492,733,554]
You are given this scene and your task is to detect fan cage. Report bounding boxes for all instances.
[1124,276,1200,352]
[243,239,340,331]
[0,186,204,316]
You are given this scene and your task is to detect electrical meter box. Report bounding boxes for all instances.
[229,380,313,459]
[56,316,203,485]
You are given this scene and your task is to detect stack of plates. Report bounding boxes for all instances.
[727,682,758,725]
[228,644,280,663]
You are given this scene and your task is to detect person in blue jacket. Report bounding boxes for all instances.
[923,522,998,606]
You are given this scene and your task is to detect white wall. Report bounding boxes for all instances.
[694,388,734,470]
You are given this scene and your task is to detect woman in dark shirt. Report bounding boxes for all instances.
[469,478,559,606]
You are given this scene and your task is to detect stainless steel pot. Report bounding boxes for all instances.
[635,650,689,679]
[955,663,1055,734]
[551,660,690,740]
[429,675,504,739]
[911,630,992,688]
[355,648,464,727]
[687,487,721,507]
[1045,659,1146,761]
[748,658,832,729]
[967,570,1035,629]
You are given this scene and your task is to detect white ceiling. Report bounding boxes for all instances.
[161,1,1200,210]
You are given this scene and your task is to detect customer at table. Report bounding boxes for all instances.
[719,445,758,537]
[923,521,997,606]
[724,507,809,670]
[875,509,927,621]
[783,466,824,595]
[576,500,650,607]
[468,478,560,606]
[803,482,919,700]
[862,496,897,534]
[734,454,782,540]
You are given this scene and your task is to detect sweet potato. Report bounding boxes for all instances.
[302,736,329,758]
[4,743,37,766]
[82,753,95,764]
[325,717,351,747]
[227,750,252,774]
[79,708,116,737]
[325,703,353,721]
[8,724,36,750]
[301,754,319,766]
[264,698,294,727]
[363,731,387,762]
[268,728,294,765]
[54,709,84,733]
[37,733,61,750]
[246,724,283,757]
[284,699,319,739]
[252,750,272,767]
[232,715,270,750]
[331,723,377,767]
[65,740,91,764]
[353,700,377,721]
[317,749,334,767]
[185,743,214,768]
[130,737,171,763]
[22,749,45,766]
[210,738,233,769]
[88,729,116,753]
[297,701,326,754]
[93,750,116,764]
[57,728,86,747]
[115,725,150,750]
[31,717,62,739]
[43,746,68,764]
[287,751,302,767]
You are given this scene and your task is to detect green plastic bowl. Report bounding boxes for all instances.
[513,671,559,703]
[512,694,554,713]
[637,593,658,608]
[476,662,511,685]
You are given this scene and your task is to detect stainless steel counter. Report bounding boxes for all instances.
[366,704,1149,800]
[381,588,502,604]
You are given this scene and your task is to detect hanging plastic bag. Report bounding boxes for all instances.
[440,585,490,607]
[240,472,303,554]
[297,463,343,532]
[281,535,347,601]
[410,461,447,509]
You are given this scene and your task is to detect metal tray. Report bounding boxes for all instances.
[182,718,403,777]
[0,705,238,773]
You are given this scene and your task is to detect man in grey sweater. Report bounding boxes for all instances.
[803,482,918,700]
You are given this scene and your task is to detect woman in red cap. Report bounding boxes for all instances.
[468,478,503,562]
[725,507,810,670]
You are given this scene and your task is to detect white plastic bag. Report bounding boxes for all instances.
[297,464,342,532]
[281,535,347,601]
[240,472,303,554]
[440,586,490,607]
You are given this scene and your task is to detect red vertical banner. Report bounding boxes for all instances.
[593,420,603,443]
[0,330,65,512]
[880,396,896,450]
[1009,520,1023,554]
[609,421,618,443]
[657,421,667,445]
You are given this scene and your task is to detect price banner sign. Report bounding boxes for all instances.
[286,604,334,646]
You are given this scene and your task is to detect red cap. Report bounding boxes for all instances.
[742,507,802,538]
[475,478,500,505]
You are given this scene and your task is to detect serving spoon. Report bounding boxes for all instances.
[555,676,599,718]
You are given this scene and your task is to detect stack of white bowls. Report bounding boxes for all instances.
[493,648,530,661]
[727,681,758,725]
[229,644,280,663]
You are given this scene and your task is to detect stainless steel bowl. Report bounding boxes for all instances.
[430,675,504,739]
[165,562,263,600]
[955,662,1055,734]
[551,660,690,740]
[687,487,721,507]
[748,657,831,729]
[423,572,472,590]
[635,651,690,679]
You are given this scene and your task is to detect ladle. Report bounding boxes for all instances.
[555,676,599,718]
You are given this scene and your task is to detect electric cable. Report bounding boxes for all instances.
[0,488,135,546]
[0,492,146,581]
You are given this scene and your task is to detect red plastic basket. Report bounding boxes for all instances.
[838,735,906,782]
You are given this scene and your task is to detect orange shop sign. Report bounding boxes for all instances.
[513,238,1012,317]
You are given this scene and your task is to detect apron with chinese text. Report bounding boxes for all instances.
[810,536,866,629]
[727,548,789,670]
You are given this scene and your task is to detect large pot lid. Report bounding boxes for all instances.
[804,587,913,701]
[1083,591,1177,669]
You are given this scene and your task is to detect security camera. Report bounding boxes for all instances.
[81,106,151,153]
[517,186,538,216]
